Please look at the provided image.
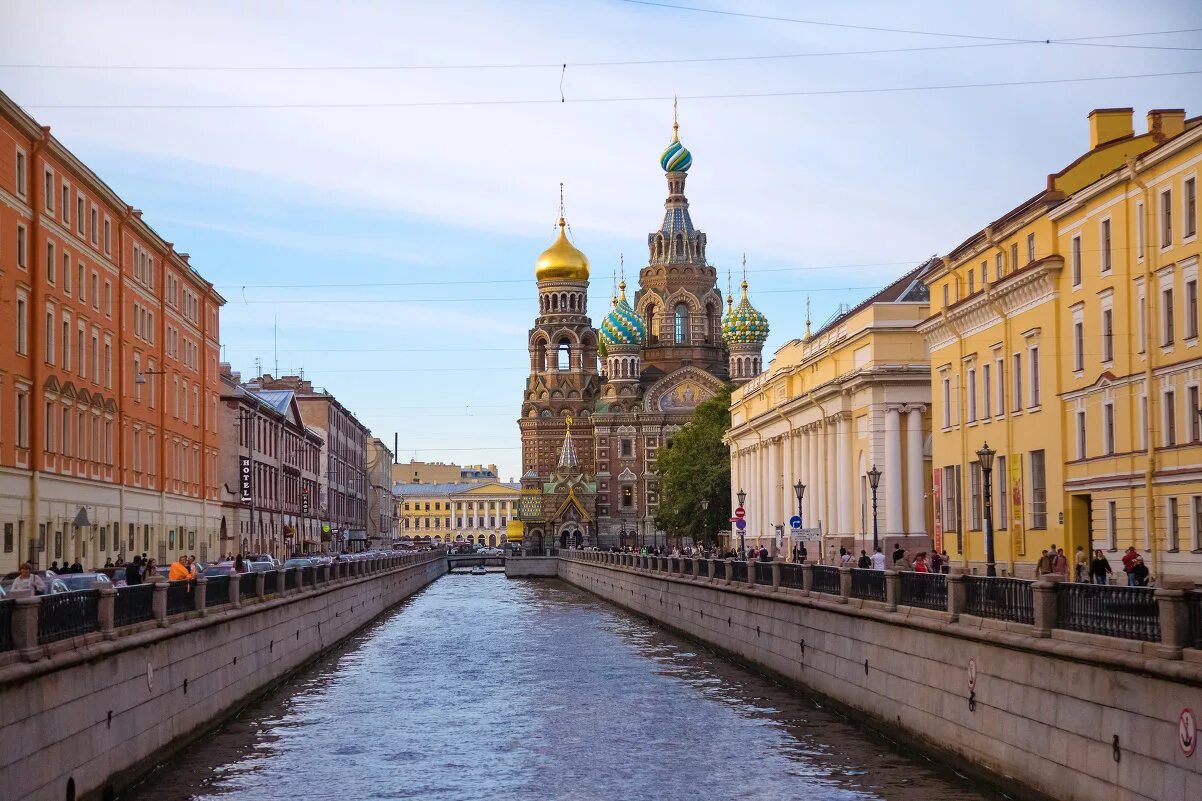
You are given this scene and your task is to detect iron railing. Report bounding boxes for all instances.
[301,566,315,586]
[284,569,298,591]
[1188,591,1202,651]
[730,561,748,583]
[682,559,693,576]
[0,599,13,652]
[712,560,726,580]
[240,572,258,599]
[670,557,680,573]
[114,583,155,627]
[1055,583,1160,642]
[204,576,230,609]
[263,570,279,595]
[166,580,195,616]
[37,590,100,644]
[964,576,1035,624]
[851,569,885,602]
[779,563,804,590]
[696,559,709,578]
[754,563,773,585]
[899,572,947,611]
[811,566,841,595]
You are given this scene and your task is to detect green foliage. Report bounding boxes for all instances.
[654,387,732,543]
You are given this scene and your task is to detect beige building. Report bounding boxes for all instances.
[391,459,499,486]
[366,437,396,547]
[726,264,936,560]
[394,481,519,547]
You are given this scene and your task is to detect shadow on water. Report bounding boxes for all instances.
[122,575,1013,801]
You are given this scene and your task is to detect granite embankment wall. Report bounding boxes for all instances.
[0,554,446,801]
[558,554,1202,801]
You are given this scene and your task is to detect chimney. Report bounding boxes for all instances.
[1088,108,1134,149]
[1147,109,1186,143]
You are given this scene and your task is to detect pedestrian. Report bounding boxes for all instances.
[1074,545,1088,582]
[235,554,246,573]
[857,549,871,569]
[798,543,808,563]
[870,546,886,571]
[9,562,46,595]
[169,555,191,583]
[70,557,84,573]
[930,550,943,574]
[1035,549,1054,578]
[1052,548,1069,576]
[892,543,905,566]
[103,558,114,568]
[49,560,59,573]
[125,555,142,586]
[940,550,950,573]
[914,552,929,573]
[1131,556,1151,586]
[1121,546,1139,586]
[142,558,159,581]
[896,550,913,571]
[759,546,770,562]
[1090,549,1112,585]
[839,547,854,567]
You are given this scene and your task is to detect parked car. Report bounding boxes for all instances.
[246,560,276,573]
[201,562,237,578]
[1,570,68,595]
[52,572,113,593]
[283,557,319,569]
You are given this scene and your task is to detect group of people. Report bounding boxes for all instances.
[1036,544,1152,586]
[47,559,86,574]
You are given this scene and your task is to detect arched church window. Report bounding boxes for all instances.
[705,302,717,343]
[674,304,688,344]
[646,305,656,343]
[557,340,571,371]
[551,294,559,311]
[675,233,684,259]
[534,341,546,372]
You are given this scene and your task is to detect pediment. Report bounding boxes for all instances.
[644,366,724,412]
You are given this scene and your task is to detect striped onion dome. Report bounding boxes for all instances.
[600,282,645,347]
[722,280,769,346]
[659,118,693,173]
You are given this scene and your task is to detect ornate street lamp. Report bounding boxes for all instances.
[736,488,747,557]
[793,480,805,528]
[700,498,710,548]
[867,464,882,552]
[977,441,997,577]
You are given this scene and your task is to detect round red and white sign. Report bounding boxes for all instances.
[967,657,978,690]
[1180,708,1197,757]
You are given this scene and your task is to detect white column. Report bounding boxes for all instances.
[820,420,833,535]
[781,432,794,526]
[885,406,904,534]
[838,416,853,537]
[907,406,926,535]
[768,439,780,531]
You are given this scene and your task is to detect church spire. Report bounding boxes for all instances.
[557,416,580,470]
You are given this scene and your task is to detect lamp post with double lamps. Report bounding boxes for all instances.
[793,480,805,559]
[700,498,710,548]
[736,488,747,557]
[977,442,997,577]
[867,464,882,553]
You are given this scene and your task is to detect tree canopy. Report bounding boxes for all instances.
[654,387,732,543]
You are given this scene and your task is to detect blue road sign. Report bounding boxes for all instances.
[789,515,802,529]
[734,519,747,531]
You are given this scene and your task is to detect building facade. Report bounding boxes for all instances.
[394,481,519,547]
[391,459,500,485]
[727,264,935,559]
[366,437,396,547]
[218,365,323,559]
[920,107,1201,578]
[255,375,370,551]
[517,112,767,551]
[0,90,225,572]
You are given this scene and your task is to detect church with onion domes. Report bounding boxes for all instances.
[516,109,768,551]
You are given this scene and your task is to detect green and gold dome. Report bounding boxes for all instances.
[535,218,590,282]
[600,281,645,347]
[722,280,769,346]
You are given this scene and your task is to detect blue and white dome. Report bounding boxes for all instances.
[600,282,645,347]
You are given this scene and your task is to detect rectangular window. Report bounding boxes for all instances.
[1102,308,1114,361]
[16,225,26,269]
[1029,450,1047,529]
[1168,497,1180,551]
[1140,395,1149,450]
[1012,354,1022,413]
[1189,280,1199,340]
[942,284,949,308]
[104,282,112,317]
[942,466,958,533]
[63,252,71,293]
[995,358,1004,417]
[995,454,1007,527]
[983,363,992,418]
[967,368,977,422]
[1010,242,1019,270]
[622,485,633,508]
[1027,233,1035,263]
[61,317,69,369]
[995,253,1003,281]
[14,149,26,195]
[969,461,982,530]
[1192,386,1202,443]
[45,311,53,363]
[968,270,975,295]
[1164,287,1176,345]
[44,169,53,210]
[1137,202,1146,258]
[43,401,54,452]
[78,263,85,302]
[15,295,27,355]
[76,195,84,234]
[1071,235,1082,285]
[1187,177,1198,239]
[1073,321,1084,371]
[90,273,98,309]
[1162,189,1173,246]
[46,241,55,284]
[1108,501,1119,551]
[1029,346,1040,407]
[90,207,97,244]
[941,378,951,427]
[621,438,633,458]
[103,219,111,254]
[1165,390,1177,446]
[15,391,29,448]
[61,182,69,223]
[1076,410,1087,460]
[1104,402,1116,455]
[1100,219,1112,273]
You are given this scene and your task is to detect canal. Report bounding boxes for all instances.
[125,574,1008,801]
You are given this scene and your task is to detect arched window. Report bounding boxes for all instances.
[646,305,656,342]
[534,340,546,372]
[674,304,688,344]
[551,294,559,311]
[705,302,717,343]
[557,340,571,370]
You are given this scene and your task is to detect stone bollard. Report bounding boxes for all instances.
[724,559,734,586]
[98,587,117,639]
[319,564,328,584]
[195,576,208,617]
[229,573,242,608]
[947,573,966,621]
[838,566,852,604]
[884,570,899,611]
[255,570,267,598]
[801,563,814,595]
[13,596,41,662]
[1031,577,1061,637]
[1154,578,1194,659]
[153,581,169,626]
[771,561,781,591]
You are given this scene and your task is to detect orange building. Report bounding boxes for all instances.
[0,90,225,571]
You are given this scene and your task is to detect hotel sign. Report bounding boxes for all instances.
[239,456,253,504]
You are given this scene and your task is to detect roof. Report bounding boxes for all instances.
[392,481,520,496]
[805,258,938,342]
[251,389,294,416]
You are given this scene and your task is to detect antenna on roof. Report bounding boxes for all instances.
[804,296,812,340]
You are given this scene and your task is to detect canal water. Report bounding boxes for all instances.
[125,575,1007,801]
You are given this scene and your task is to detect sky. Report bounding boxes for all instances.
[2,0,1200,480]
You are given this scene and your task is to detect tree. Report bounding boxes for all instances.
[654,387,732,544]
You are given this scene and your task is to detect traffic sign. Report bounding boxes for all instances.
[789,515,802,530]
[734,507,745,519]
[734,519,746,531]
[1181,708,1197,757]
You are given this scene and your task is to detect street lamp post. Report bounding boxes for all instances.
[977,442,997,577]
[737,488,747,558]
[793,480,805,560]
[867,464,882,553]
[700,498,710,549]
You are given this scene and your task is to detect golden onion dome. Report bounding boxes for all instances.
[535,218,590,282]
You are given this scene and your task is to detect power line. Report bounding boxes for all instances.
[228,286,886,304]
[20,69,1202,110]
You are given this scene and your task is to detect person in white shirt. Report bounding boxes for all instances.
[9,562,46,595]
[870,546,887,571]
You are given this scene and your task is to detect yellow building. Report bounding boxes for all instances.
[727,266,935,560]
[920,108,1200,579]
[393,481,519,548]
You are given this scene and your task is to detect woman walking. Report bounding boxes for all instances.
[1090,550,1112,585]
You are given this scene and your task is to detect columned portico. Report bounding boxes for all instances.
[837,414,853,536]
[885,405,904,535]
[906,405,926,535]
